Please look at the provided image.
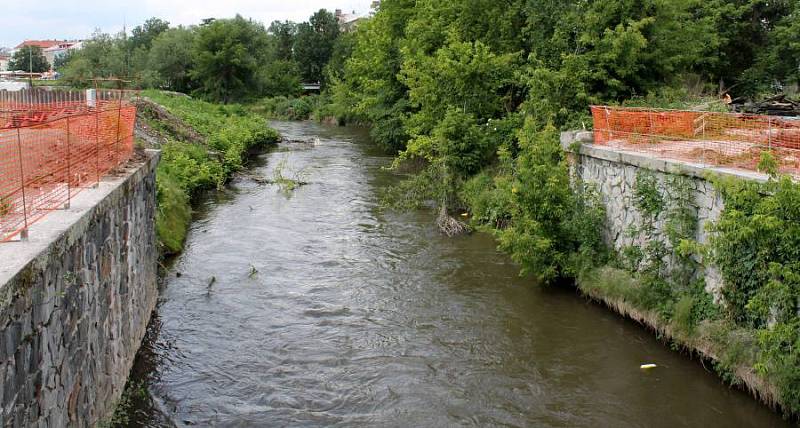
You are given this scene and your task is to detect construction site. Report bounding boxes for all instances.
[0,88,136,242]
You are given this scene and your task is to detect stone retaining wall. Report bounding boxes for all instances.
[560,131,769,298]
[0,150,160,427]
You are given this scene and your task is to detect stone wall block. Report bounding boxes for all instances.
[563,137,733,300]
[0,152,160,426]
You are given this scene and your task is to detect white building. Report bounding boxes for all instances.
[334,9,370,31]
[12,40,82,70]
[43,41,82,69]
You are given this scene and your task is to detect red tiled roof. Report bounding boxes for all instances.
[14,40,65,50]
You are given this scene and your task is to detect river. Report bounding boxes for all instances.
[125,120,790,427]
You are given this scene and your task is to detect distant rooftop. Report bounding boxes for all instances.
[334,7,374,29]
[14,40,67,50]
[43,42,80,52]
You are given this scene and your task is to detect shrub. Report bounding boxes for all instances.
[710,175,800,412]
[142,90,279,253]
[254,95,320,120]
[155,169,192,254]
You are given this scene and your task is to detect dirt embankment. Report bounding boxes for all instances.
[134,97,205,148]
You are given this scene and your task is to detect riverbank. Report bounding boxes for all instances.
[0,152,160,427]
[251,94,367,128]
[240,109,800,419]
[93,92,281,426]
[135,91,281,255]
[578,266,781,410]
[558,133,800,418]
[137,89,799,420]
[117,120,790,427]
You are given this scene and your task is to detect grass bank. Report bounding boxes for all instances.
[251,94,364,126]
[577,266,781,411]
[135,90,280,255]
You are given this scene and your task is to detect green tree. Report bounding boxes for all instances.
[260,60,302,97]
[402,0,527,55]
[61,31,127,86]
[294,9,340,83]
[696,0,795,92]
[324,31,356,81]
[9,46,50,72]
[330,0,416,150]
[147,27,196,92]
[192,15,270,102]
[268,20,297,61]
[495,122,600,282]
[131,17,171,50]
[52,50,75,71]
[747,1,800,91]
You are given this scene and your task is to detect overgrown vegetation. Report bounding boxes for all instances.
[271,157,308,194]
[320,0,800,414]
[140,91,279,254]
[97,381,148,428]
[63,0,800,413]
[574,164,800,415]
[253,95,319,121]
[60,9,350,103]
[709,173,800,413]
[322,0,800,285]
[581,169,718,332]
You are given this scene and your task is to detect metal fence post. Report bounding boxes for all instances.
[94,98,100,187]
[65,116,71,209]
[15,128,28,241]
[768,117,773,153]
[702,115,706,166]
[115,92,122,165]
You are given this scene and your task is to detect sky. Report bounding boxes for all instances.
[0,0,374,48]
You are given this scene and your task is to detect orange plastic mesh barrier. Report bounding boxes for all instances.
[591,106,800,176]
[0,90,136,242]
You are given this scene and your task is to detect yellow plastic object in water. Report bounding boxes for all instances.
[640,363,658,369]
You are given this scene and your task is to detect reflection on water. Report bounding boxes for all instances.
[125,121,789,427]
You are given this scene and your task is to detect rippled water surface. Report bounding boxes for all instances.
[128,121,790,427]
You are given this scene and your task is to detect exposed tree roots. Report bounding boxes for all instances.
[436,206,470,237]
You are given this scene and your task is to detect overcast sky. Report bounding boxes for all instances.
[0,0,374,48]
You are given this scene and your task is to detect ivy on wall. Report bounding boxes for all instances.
[710,170,800,413]
[617,170,717,332]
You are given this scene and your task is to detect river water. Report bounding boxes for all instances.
[127,121,790,427]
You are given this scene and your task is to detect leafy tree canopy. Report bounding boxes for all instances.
[294,9,340,84]
[131,17,171,50]
[268,20,297,61]
[147,26,196,92]
[9,46,50,73]
[191,15,270,102]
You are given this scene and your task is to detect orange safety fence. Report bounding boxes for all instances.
[0,89,137,242]
[590,106,800,176]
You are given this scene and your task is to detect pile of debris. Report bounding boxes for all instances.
[733,94,800,117]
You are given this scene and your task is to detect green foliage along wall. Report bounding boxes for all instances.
[710,176,800,413]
